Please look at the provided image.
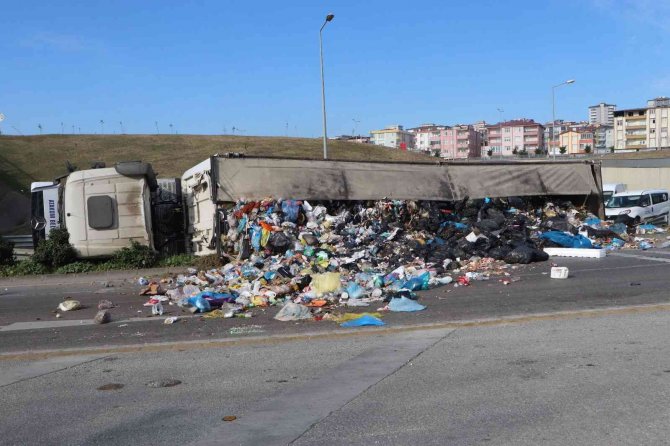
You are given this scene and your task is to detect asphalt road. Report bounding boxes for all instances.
[2,305,670,445]
[1,250,670,353]
[2,250,670,445]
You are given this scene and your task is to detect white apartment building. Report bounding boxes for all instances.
[588,103,616,126]
[370,125,415,149]
[407,124,447,152]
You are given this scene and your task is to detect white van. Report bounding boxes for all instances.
[602,183,626,202]
[605,189,670,223]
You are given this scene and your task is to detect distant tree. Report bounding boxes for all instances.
[609,146,615,153]
[559,146,567,155]
[486,149,493,157]
[534,147,543,155]
[512,146,519,155]
[584,145,592,154]
[519,148,528,157]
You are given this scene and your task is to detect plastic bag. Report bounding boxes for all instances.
[281,200,300,223]
[539,231,593,249]
[402,272,430,291]
[179,296,211,313]
[311,273,341,296]
[58,300,81,312]
[274,302,312,321]
[504,246,548,264]
[340,314,385,327]
[389,296,426,312]
[345,282,365,299]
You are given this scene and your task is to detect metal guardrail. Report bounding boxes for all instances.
[2,234,33,249]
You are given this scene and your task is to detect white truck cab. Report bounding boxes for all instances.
[605,189,670,223]
[64,164,156,257]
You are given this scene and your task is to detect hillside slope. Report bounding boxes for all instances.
[0,134,432,189]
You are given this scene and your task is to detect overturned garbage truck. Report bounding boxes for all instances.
[32,155,603,259]
[182,155,604,256]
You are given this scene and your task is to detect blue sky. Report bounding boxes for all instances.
[1,0,670,136]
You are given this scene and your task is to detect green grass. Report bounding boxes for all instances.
[0,134,432,190]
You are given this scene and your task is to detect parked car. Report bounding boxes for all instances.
[605,189,670,223]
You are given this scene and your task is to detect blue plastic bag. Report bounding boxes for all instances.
[584,217,601,227]
[340,315,385,327]
[186,296,211,313]
[250,225,262,251]
[539,231,593,249]
[282,200,300,223]
[389,296,426,312]
[402,272,431,291]
[345,282,365,299]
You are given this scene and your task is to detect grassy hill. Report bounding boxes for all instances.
[0,134,432,190]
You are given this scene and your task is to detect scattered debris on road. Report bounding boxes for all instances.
[146,379,181,388]
[97,383,124,391]
[94,310,111,324]
[125,198,666,327]
[58,298,81,312]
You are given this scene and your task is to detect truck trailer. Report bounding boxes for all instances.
[32,155,604,259]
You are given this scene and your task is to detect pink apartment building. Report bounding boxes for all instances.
[485,119,544,156]
[408,124,482,158]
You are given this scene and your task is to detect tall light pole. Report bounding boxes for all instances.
[551,79,575,160]
[319,13,335,160]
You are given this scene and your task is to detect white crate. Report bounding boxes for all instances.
[543,247,606,259]
[550,266,569,279]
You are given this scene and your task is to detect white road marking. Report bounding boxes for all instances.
[608,252,670,263]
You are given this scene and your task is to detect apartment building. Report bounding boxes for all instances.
[588,103,616,126]
[407,124,447,152]
[408,124,482,158]
[485,119,544,156]
[543,120,587,154]
[613,97,670,151]
[614,108,647,151]
[370,125,415,149]
[558,127,595,154]
[439,125,482,159]
[593,124,614,153]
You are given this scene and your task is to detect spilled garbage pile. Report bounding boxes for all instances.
[537,202,667,251]
[135,197,664,326]
[138,197,557,325]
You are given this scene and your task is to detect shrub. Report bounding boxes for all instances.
[159,254,196,267]
[1,260,50,276]
[110,240,158,269]
[56,261,96,274]
[0,236,15,266]
[33,228,77,268]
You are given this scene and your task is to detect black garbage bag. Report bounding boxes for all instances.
[487,245,512,260]
[505,245,548,264]
[268,232,291,253]
[507,196,526,209]
[485,207,507,226]
[476,219,500,232]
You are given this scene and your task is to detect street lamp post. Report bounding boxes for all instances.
[319,13,335,160]
[497,108,504,158]
[551,79,575,160]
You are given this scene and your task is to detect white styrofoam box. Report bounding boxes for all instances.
[543,247,606,258]
[550,266,569,279]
